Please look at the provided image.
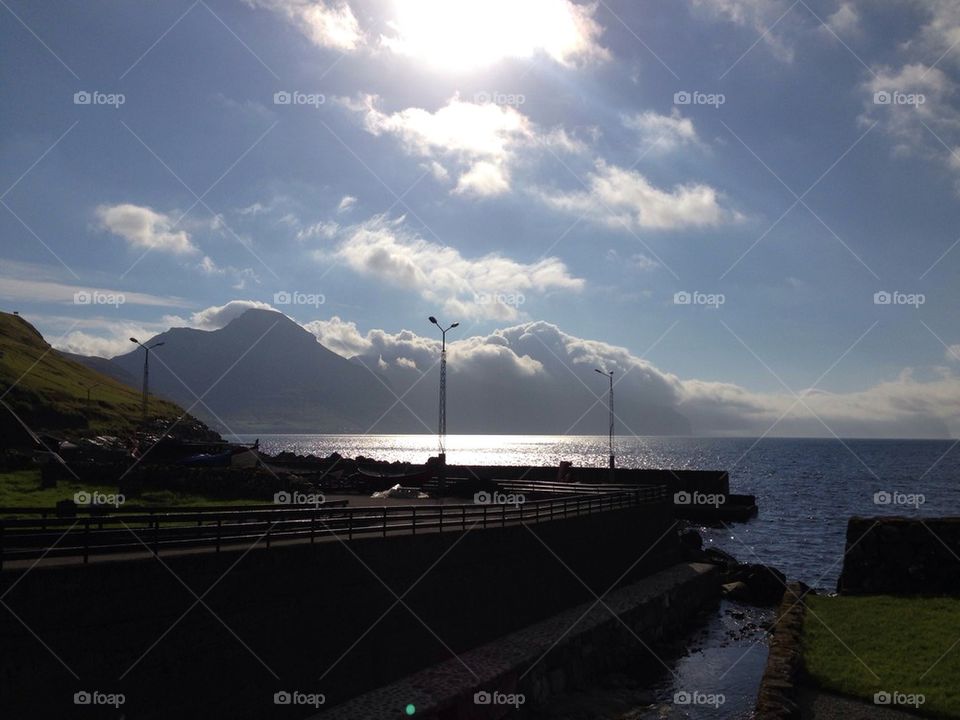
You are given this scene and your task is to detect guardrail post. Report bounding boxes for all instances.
[483,504,487,529]
[439,505,443,534]
[266,518,272,549]
[519,502,523,524]
[461,505,465,531]
[84,518,90,565]
[412,507,416,536]
[216,518,222,553]
[383,507,387,537]
[348,510,353,541]
[310,511,316,544]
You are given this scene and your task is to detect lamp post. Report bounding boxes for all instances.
[428,316,458,464]
[79,381,102,409]
[595,368,615,471]
[130,337,164,425]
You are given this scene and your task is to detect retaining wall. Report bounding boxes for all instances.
[0,502,678,719]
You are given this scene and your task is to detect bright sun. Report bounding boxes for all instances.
[383,0,600,71]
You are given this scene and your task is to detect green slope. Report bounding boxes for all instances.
[0,311,186,436]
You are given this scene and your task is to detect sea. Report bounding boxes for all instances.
[232,434,959,718]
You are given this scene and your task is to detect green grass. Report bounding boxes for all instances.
[0,470,267,513]
[803,595,960,718]
[0,311,184,434]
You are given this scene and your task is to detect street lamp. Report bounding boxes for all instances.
[428,316,459,460]
[79,381,102,409]
[130,337,165,425]
[595,368,615,470]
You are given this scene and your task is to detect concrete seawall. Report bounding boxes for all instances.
[313,562,720,719]
[1,502,678,719]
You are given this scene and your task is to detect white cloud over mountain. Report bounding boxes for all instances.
[96,204,196,255]
[322,215,584,320]
[536,161,736,231]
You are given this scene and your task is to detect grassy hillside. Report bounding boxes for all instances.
[0,311,186,436]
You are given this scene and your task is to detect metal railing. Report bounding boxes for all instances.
[0,485,668,569]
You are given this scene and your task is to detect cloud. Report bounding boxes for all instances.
[689,0,794,62]
[303,316,960,437]
[947,345,960,363]
[185,300,277,330]
[380,0,609,68]
[245,0,362,51]
[0,261,192,308]
[322,214,584,320]
[96,203,197,255]
[622,109,700,152]
[195,256,260,290]
[337,195,357,212]
[342,94,583,197]
[823,2,859,36]
[296,220,340,241]
[537,160,736,231]
[860,64,960,173]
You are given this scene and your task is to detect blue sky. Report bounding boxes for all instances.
[2,0,960,436]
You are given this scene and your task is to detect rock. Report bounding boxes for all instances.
[679,529,703,551]
[721,581,751,601]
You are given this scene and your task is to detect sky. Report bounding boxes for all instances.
[2,0,960,437]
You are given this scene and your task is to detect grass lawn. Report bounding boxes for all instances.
[0,469,268,513]
[803,595,960,718]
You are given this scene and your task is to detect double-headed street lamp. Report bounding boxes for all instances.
[130,337,164,425]
[595,368,615,470]
[79,381,102,409]
[428,316,458,459]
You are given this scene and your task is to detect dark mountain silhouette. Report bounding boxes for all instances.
[109,309,411,433]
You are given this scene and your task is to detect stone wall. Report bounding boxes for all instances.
[0,503,678,719]
[754,583,809,720]
[837,516,960,595]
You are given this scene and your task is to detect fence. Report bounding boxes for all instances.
[0,485,668,569]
